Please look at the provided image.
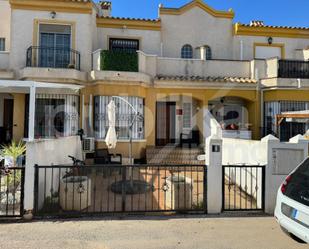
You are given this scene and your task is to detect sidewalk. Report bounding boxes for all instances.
[0,216,306,249]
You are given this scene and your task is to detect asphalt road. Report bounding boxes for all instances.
[0,215,307,249]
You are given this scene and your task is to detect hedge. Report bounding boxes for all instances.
[100,50,138,72]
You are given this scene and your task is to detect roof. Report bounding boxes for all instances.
[96,16,161,31]
[9,0,93,14]
[97,16,159,22]
[234,23,309,39]
[155,75,257,84]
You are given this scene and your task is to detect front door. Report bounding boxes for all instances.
[3,99,14,143]
[156,102,176,146]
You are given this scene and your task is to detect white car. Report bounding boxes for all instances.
[275,158,309,243]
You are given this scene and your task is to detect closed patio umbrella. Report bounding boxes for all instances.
[105,100,117,149]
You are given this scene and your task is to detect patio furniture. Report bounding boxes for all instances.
[94,149,111,164]
[180,129,200,148]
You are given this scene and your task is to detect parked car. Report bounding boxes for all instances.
[275,158,309,243]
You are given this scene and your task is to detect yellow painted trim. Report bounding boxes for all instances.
[9,0,93,14]
[97,18,161,31]
[253,42,285,59]
[159,0,234,19]
[234,23,309,39]
[32,19,76,65]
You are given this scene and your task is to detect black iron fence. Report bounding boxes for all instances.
[0,167,25,217]
[34,164,207,218]
[278,60,309,79]
[222,165,265,211]
[26,46,81,70]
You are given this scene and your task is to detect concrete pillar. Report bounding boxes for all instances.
[206,135,223,214]
[24,142,35,213]
[28,85,36,142]
[261,135,280,214]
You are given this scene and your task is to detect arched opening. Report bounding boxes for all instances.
[181,44,193,59]
[208,96,252,139]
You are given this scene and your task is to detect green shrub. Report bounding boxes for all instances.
[100,50,138,72]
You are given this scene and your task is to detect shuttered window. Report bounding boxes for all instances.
[94,96,144,140]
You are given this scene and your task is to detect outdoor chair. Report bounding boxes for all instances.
[180,129,200,148]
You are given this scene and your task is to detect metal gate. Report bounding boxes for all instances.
[0,167,25,217]
[222,165,265,212]
[34,164,207,218]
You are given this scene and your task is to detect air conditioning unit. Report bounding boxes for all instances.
[83,137,95,152]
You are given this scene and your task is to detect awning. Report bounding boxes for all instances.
[0,80,84,94]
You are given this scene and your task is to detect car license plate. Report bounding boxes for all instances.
[293,209,309,228]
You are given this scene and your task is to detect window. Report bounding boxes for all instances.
[284,158,309,207]
[0,38,5,51]
[183,103,192,129]
[205,45,212,60]
[109,38,139,53]
[94,96,144,140]
[24,94,79,139]
[39,24,72,68]
[181,44,193,59]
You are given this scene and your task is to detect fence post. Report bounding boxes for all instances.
[206,135,223,214]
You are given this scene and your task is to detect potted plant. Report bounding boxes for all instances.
[1,141,26,168]
[0,141,26,193]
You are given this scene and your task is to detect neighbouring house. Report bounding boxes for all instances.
[0,0,309,163]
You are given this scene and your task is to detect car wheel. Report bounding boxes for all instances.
[289,234,306,244]
[280,226,306,244]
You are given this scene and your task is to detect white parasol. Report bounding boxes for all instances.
[105,100,117,149]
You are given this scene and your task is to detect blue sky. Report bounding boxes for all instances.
[96,0,309,27]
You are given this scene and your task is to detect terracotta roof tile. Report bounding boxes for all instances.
[240,22,309,30]
[155,75,257,84]
[97,16,160,22]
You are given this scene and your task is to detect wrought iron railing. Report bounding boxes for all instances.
[34,164,207,217]
[26,46,81,70]
[222,165,265,211]
[278,59,309,79]
[0,167,25,217]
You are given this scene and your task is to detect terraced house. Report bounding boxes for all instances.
[0,0,309,162]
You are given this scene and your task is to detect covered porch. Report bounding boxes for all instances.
[0,80,83,143]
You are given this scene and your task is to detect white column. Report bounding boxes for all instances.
[206,135,223,214]
[28,84,36,141]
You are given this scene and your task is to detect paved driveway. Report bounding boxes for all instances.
[0,216,307,249]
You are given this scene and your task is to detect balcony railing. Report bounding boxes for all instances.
[26,46,81,70]
[278,59,309,79]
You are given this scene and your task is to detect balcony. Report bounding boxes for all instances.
[278,60,309,79]
[22,46,86,83]
[26,46,81,70]
[92,49,138,72]
[260,58,309,88]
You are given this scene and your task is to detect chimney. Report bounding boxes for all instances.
[99,1,112,17]
[250,20,264,27]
